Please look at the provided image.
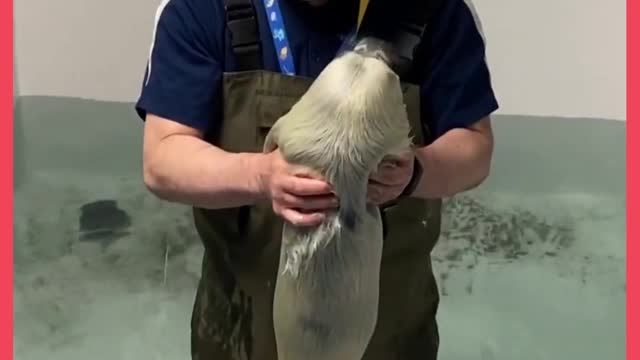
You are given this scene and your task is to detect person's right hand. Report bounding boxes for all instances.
[260,149,338,227]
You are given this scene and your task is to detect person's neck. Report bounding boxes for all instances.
[283,0,359,32]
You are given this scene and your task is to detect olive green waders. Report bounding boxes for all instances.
[190,70,443,360]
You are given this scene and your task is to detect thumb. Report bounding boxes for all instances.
[290,166,327,182]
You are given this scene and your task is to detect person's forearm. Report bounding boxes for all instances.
[412,126,493,199]
[143,135,269,209]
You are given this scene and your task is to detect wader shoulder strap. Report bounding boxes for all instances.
[223,0,263,70]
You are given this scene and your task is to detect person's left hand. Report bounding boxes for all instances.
[367,149,415,206]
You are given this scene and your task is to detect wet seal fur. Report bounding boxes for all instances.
[264,38,413,360]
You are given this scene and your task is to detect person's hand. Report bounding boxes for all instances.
[367,149,415,206]
[260,149,338,227]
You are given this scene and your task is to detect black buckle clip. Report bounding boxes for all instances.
[225,0,260,48]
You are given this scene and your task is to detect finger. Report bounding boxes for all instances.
[280,176,333,196]
[272,152,326,180]
[280,207,326,227]
[368,183,403,205]
[367,194,385,206]
[382,155,414,168]
[369,172,407,187]
[279,192,339,210]
[379,159,405,169]
[367,184,383,204]
[288,165,327,181]
[367,193,380,205]
[381,151,413,166]
[370,167,397,183]
[368,178,385,187]
[369,169,385,182]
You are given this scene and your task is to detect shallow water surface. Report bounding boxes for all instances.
[13,97,626,360]
[13,172,624,360]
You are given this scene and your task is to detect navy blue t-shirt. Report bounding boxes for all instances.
[135,0,499,139]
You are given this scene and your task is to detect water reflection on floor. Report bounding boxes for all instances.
[13,169,625,360]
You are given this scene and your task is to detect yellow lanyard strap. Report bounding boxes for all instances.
[357,0,370,32]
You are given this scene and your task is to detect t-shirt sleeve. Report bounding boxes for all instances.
[135,0,224,133]
[419,0,499,139]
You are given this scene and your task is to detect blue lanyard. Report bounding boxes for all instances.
[262,0,297,76]
[261,0,369,76]
[338,30,359,54]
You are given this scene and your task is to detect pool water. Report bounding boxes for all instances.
[13,173,624,360]
[13,97,626,360]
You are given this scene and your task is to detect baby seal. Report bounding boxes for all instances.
[264,38,413,360]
